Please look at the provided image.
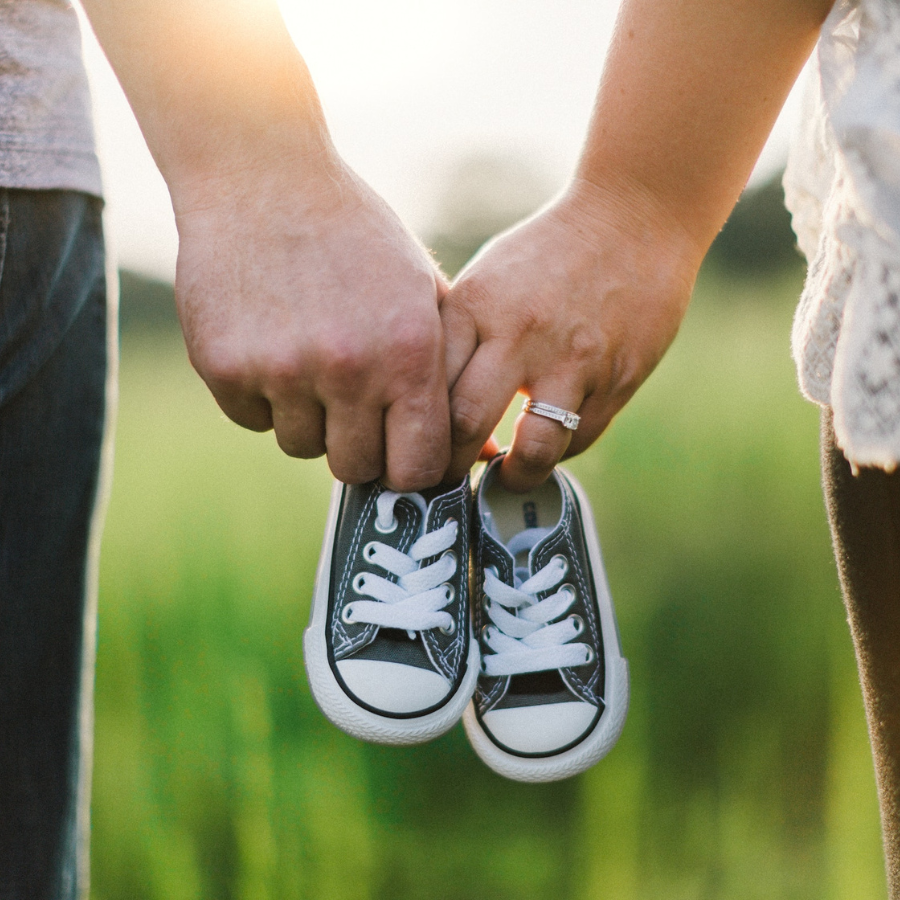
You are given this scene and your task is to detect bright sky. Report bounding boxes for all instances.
[81,0,803,280]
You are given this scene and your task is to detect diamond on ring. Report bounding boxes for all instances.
[522,399,580,431]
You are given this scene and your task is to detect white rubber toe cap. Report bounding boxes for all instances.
[336,659,451,714]
[482,701,598,754]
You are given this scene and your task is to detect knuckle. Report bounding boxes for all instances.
[275,429,324,460]
[514,434,560,474]
[259,355,300,394]
[516,302,553,336]
[451,394,489,447]
[232,411,271,434]
[328,440,384,484]
[607,348,645,402]
[450,275,492,310]
[568,327,603,367]
[330,462,381,485]
[395,321,435,356]
[191,338,245,387]
[274,431,305,459]
[387,462,445,493]
[316,337,374,395]
[447,273,500,325]
[390,321,441,378]
[387,430,451,492]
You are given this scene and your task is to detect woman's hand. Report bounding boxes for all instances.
[441,176,702,491]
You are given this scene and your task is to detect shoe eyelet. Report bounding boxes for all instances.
[362,541,379,560]
[480,623,493,643]
[375,516,398,535]
[439,619,457,636]
[550,554,569,575]
[444,516,457,528]
[569,614,585,636]
[442,549,457,566]
[582,645,596,665]
[444,584,456,604]
[341,603,357,625]
[486,564,499,578]
[559,583,576,602]
[352,573,368,594]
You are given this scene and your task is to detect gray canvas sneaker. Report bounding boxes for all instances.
[463,455,629,781]
[305,476,478,745]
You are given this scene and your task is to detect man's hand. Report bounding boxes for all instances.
[174,160,451,491]
[80,0,451,490]
[441,178,700,491]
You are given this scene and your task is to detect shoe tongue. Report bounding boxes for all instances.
[507,527,553,557]
[506,526,553,586]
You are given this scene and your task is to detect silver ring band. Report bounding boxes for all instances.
[522,399,580,431]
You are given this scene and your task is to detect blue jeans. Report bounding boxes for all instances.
[0,189,110,900]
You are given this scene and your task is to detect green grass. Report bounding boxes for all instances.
[92,269,885,900]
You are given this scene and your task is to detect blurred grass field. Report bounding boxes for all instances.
[92,268,886,900]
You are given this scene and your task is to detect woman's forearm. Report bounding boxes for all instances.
[578,0,835,261]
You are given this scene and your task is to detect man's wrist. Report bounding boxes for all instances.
[82,0,339,216]
[165,114,342,221]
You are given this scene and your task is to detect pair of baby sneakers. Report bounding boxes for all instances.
[304,454,629,783]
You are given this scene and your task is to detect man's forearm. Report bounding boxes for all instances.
[80,0,335,207]
[81,0,454,491]
[578,0,835,261]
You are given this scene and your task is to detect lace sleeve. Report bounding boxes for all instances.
[786,0,900,470]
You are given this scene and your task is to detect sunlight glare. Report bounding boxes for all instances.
[277,0,456,100]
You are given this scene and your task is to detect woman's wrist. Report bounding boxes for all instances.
[559,172,705,299]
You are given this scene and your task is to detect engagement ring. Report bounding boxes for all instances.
[522,399,580,431]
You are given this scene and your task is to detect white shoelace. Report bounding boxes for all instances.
[342,490,459,636]
[482,528,593,677]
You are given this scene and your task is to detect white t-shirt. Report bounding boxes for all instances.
[785,0,900,469]
[0,0,102,197]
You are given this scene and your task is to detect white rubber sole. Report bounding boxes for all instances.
[304,480,479,746]
[462,470,630,782]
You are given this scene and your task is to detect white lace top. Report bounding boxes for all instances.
[784,0,900,470]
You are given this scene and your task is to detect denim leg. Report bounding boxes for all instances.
[0,190,109,900]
